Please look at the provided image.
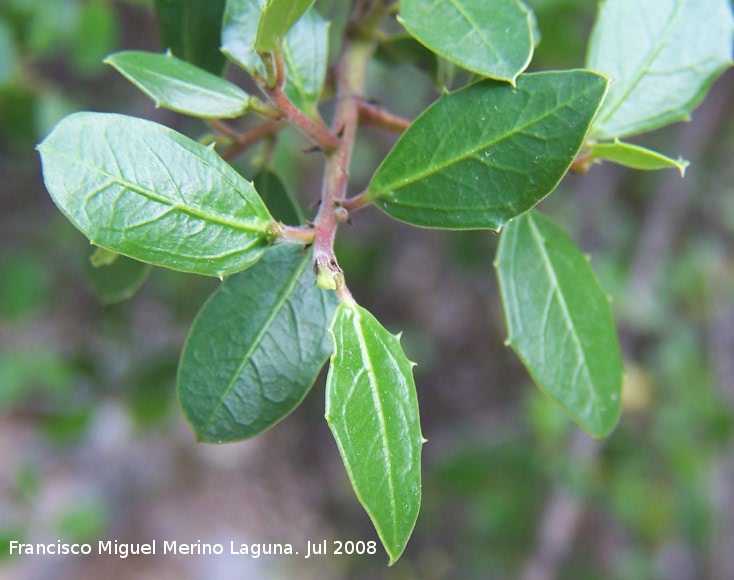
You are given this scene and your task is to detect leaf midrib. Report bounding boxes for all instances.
[594,0,685,129]
[353,307,399,547]
[526,214,594,400]
[370,79,598,197]
[202,250,310,432]
[117,60,250,107]
[445,0,502,62]
[43,145,269,235]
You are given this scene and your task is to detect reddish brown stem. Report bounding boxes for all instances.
[219,119,284,162]
[265,87,340,153]
[311,37,376,299]
[338,190,371,214]
[358,99,412,133]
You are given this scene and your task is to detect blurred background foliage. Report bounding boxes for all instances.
[1,0,734,578]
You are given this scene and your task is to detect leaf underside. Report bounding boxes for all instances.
[105,51,252,118]
[179,244,337,442]
[495,211,624,438]
[399,0,534,84]
[255,0,317,52]
[37,112,273,277]
[326,302,423,565]
[587,0,734,139]
[591,139,689,176]
[221,2,327,115]
[367,70,609,230]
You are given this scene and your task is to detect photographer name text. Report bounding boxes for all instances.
[8,539,378,559]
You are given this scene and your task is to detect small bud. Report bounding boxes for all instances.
[335,206,349,223]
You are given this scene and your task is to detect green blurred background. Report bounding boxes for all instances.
[2,0,734,578]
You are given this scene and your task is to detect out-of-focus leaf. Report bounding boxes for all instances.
[26,0,80,57]
[89,247,119,267]
[399,0,534,84]
[326,302,423,564]
[0,252,49,319]
[590,139,689,176]
[366,71,608,230]
[587,0,734,139]
[38,112,273,277]
[374,34,439,79]
[0,18,16,85]
[72,1,117,74]
[154,0,227,74]
[253,170,303,225]
[281,8,328,117]
[0,350,73,410]
[495,211,624,437]
[83,247,152,305]
[105,51,253,118]
[178,244,338,442]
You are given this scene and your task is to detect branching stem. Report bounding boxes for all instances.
[358,99,412,133]
[311,36,376,300]
[219,119,284,162]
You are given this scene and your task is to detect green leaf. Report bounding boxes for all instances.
[72,1,117,74]
[89,247,119,267]
[366,71,609,230]
[178,244,337,442]
[495,211,623,438]
[222,0,264,73]
[255,0,316,52]
[37,112,273,277]
[223,1,327,113]
[105,51,253,118]
[398,0,534,84]
[374,34,439,80]
[281,8,328,117]
[0,18,17,85]
[590,139,689,176]
[154,0,227,74]
[253,170,303,225]
[83,248,152,305]
[587,0,734,139]
[326,302,423,565]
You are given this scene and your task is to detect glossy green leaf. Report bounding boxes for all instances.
[105,51,253,118]
[281,8,328,117]
[495,211,623,437]
[179,244,337,442]
[590,139,689,176]
[256,0,316,52]
[154,0,226,74]
[37,112,273,277]
[253,170,303,225]
[587,0,734,139]
[326,302,423,564]
[398,0,534,84]
[366,71,609,230]
[83,248,152,305]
